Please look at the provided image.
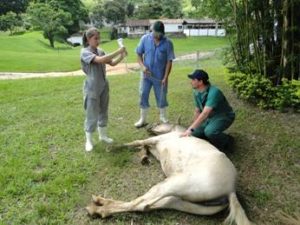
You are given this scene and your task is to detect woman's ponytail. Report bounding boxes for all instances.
[82,32,88,47]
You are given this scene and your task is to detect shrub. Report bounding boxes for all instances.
[228,73,300,111]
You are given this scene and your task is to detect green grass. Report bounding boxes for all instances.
[0,31,228,72]
[104,36,229,63]
[0,57,299,224]
[0,32,81,72]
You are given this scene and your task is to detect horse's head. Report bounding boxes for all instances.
[147,123,186,135]
[147,123,174,135]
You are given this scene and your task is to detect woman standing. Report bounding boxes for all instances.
[81,27,126,151]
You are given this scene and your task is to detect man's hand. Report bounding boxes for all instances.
[142,66,151,76]
[161,77,168,86]
[180,129,192,137]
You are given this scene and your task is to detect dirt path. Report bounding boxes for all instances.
[0,63,140,80]
[174,51,214,61]
[0,52,214,80]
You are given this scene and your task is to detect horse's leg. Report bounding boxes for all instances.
[124,136,159,147]
[124,132,174,148]
[149,196,227,215]
[125,137,161,161]
[87,195,227,218]
[138,145,150,164]
[86,175,189,218]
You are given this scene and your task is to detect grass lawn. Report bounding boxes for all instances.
[105,36,229,63]
[0,57,299,224]
[0,32,80,73]
[0,31,228,73]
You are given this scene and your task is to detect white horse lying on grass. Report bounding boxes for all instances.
[86,123,254,225]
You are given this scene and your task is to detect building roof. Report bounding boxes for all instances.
[150,19,184,24]
[125,18,220,27]
[126,19,184,26]
[183,19,219,24]
[126,19,151,26]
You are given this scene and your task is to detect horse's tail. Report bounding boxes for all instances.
[224,192,254,225]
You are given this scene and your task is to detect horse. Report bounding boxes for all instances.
[86,123,253,225]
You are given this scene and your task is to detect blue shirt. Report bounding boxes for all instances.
[136,33,175,80]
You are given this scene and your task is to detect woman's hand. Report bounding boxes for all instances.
[119,46,126,54]
[122,49,128,57]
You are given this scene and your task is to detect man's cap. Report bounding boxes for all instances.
[188,69,209,81]
[152,21,165,35]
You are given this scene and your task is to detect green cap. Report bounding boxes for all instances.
[153,21,165,35]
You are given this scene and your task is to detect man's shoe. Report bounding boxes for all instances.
[159,108,168,123]
[223,135,235,152]
[134,108,148,128]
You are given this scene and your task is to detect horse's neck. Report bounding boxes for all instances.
[173,125,186,133]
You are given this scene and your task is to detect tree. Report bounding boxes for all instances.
[90,0,135,26]
[189,0,232,21]
[196,0,300,82]
[0,12,22,34]
[135,1,162,19]
[134,0,182,19]
[90,1,105,28]
[126,1,135,17]
[34,0,88,34]
[191,0,202,10]
[103,0,126,25]
[0,0,30,15]
[27,3,73,48]
[161,0,183,18]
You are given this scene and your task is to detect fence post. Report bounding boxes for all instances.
[196,50,200,69]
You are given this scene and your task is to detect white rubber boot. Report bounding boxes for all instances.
[134,108,148,128]
[159,107,168,123]
[85,132,93,152]
[98,127,113,144]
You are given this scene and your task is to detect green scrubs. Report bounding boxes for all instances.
[192,85,235,150]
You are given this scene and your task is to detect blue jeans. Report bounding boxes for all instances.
[139,73,168,108]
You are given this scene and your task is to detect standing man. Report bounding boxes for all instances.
[181,69,235,151]
[134,21,175,128]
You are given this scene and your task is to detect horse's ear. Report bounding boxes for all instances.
[176,115,182,125]
[146,123,159,135]
[171,124,176,131]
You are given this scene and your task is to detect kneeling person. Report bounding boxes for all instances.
[181,69,235,151]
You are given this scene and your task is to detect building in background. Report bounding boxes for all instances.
[68,18,225,46]
[183,19,225,37]
[121,19,225,38]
